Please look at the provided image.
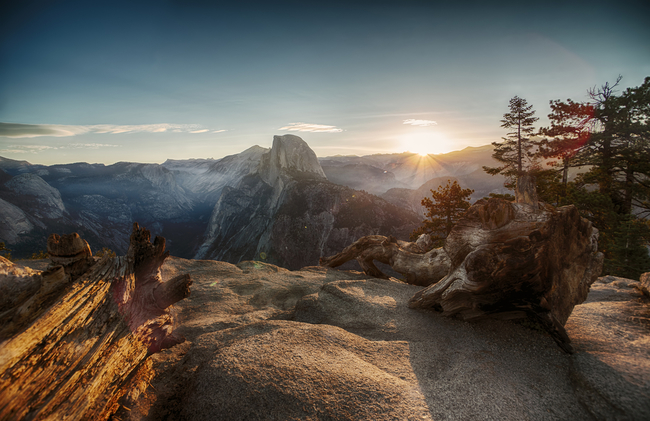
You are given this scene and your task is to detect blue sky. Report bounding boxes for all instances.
[1,0,648,164]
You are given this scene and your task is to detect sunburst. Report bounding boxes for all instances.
[398,131,452,156]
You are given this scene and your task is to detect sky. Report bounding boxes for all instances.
[1,0,649,165]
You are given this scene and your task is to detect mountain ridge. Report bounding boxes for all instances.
[0,139,502,263]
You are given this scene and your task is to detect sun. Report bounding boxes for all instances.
[398,131,453,156]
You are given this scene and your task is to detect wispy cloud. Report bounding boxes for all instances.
[0,143,121,154]
[278,122,343,133]
[0,122,214,138]
[403,119,437,127]
[212,129,227,133]
[0,123,87,138]
[66,143,120,149]
[0,145,57,154]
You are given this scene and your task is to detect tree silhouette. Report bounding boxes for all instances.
[484,96,540,186]
[410,179,474,244]
[537,98,594,204]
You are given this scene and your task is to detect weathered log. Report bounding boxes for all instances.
[321,177,604,353]
[0,234,97,339]
[409,198,603,353]
[0,223,191,420]
[319,234,451,286]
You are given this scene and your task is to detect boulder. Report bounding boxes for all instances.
[47,231,95,279]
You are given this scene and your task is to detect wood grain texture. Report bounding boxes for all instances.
[0,223,191,420]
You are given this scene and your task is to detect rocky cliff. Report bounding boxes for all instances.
[195,135,419,270]
[0,198,35,244]
[3,173,66,219]
[162,145,269,206]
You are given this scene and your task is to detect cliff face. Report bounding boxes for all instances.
[270,180,417,269]
[259,134,326,187]
[0,170,64,251]
[0,198,35,244]
[195,135,419,270]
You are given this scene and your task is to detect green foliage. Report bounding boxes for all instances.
[95,247,117,258]
[582,76,650,216]
[410,180,474,243]
[30,250,48,259]
[604,216,650,280]
[0,242,12,261]
[538,98,594,203]
[548,178,649,279]
[486,76,650,278]
[483,96,540,184]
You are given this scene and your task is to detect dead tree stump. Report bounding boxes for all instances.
[0,223,191,420]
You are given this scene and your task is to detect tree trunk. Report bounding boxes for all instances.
[515,174,538,206]
[320,234,451,287]
[0,223,191,420]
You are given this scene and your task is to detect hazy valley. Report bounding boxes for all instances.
[0,135,506,268]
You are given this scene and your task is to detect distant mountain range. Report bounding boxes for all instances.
[319,145,508,214]
[0,136,506,267]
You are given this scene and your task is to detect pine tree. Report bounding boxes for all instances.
[538,99,594,205]
[410,180,474,244]
[578,76,650,216]
[605,216,650,279]
[483,96,540,186]
[560,76,650,278]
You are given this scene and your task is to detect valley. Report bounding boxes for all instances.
[0,135,506,268]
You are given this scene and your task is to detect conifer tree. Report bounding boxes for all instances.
[410,180,474,244]
[483,96,540,186]
[605,217,650,280]
[581,76,650,216]
[539,100,593,190]
[558,76,650,278]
